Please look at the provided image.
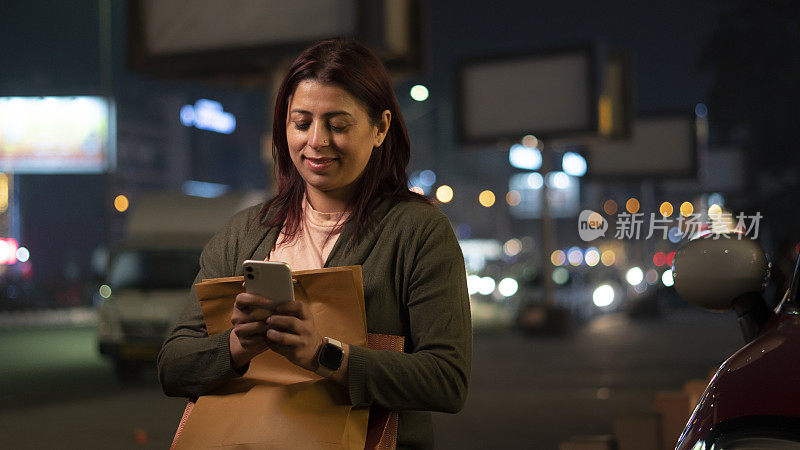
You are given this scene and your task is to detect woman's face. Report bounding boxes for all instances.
[286,80,390,209]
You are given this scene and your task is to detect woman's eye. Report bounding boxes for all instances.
[329,124,346,132]
[294,122,310,130]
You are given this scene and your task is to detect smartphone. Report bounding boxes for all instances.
[242,260,294,308]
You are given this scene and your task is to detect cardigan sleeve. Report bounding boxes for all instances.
[347,215,472,413]
[157,215,246,398]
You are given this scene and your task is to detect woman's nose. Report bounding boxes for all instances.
[308,122,330,149]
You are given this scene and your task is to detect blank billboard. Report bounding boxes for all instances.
[588,116,696,179]
[129,0,423,76]
[0,97,115,174]
[142,0,357,55]
[457,47,599,144]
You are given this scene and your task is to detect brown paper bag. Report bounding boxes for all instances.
[172,266,369,450]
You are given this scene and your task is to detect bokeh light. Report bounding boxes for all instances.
[601,250,616,266]
[522,134,539,149]
[695,103,708,118]
[509,144,542,170]
[527,172,544,189]
[506,190,521,206]
[418,170,436,185]
[708,204,722,220]
[498,278,519,297]
[552,267,569,285]
[478,277,496,295]
[99,284,112,299]
[410,85,429,101]
[503,238,522,257]
[660,202,673,217]
[15,247,29,263]
[584,248,600,267]
[653,252,667,267]
[662,269,675,287]
[668,227,683,243]
[603,199,618,215]
[547,172,570,190]
[567,247,583,266]
[645,269,659,285]
[680,201,694,217]
[626,198,640,214]
[436,185,453,203]
[114,194,129,212]
[478,190,496,207]
[593,285,615,307]
[551,250,566,266]
[562,152,587,177]
[626,267,644,286]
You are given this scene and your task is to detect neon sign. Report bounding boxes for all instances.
[180,99,236,134]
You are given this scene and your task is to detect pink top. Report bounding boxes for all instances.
[267,198,349,271]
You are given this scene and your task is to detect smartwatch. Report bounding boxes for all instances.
[315,337,344,377]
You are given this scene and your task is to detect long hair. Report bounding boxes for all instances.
[257,38,429,244]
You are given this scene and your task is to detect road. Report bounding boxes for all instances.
[0,307,743,449]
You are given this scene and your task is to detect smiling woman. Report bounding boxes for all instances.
[157,38,472,450]
[264,38,425,244]
[286,80,391,213]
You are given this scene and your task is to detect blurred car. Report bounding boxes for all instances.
[97,247,200,379]
[673,236,800,449]
[96,191,263,380]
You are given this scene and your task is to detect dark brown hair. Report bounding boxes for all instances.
[257,38,429,244]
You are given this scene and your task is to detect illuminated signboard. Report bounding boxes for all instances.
[0,96,115,173]
[180,99,236,134]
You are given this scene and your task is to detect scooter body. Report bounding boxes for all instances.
[673,235,800,448]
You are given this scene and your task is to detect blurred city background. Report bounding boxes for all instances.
[1,1,798,449]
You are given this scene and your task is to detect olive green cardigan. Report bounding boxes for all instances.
[157,198,472,449]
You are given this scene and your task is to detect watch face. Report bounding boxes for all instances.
[319,343,344,370]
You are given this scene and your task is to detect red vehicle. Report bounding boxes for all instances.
[673,236,800,449]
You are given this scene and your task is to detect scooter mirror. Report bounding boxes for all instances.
[672,235,769,311]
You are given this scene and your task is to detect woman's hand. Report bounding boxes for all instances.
[264,300,323,372]
[229,292,273,369]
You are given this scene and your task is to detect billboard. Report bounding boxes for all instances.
[128,0,424,77]
[0,96,115,174]
[457,46,600,144]
[587,115,697,179]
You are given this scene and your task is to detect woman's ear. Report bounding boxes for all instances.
[374,110,391,147]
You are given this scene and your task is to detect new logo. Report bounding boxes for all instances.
[578,210,607,241]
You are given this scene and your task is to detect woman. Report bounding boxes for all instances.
[158,38,472,449]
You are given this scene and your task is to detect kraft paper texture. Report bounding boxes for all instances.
[172,266,368,450]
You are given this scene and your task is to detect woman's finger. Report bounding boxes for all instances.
[266,315,303,334]
[273,300,309,319]
[265,328,302,347]
[235,292,275,310]
[231,306,271,325]
[235,321,267,339]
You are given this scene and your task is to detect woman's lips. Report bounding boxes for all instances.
[304,156,336,172]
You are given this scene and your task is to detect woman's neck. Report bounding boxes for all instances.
[305,185,352,213]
